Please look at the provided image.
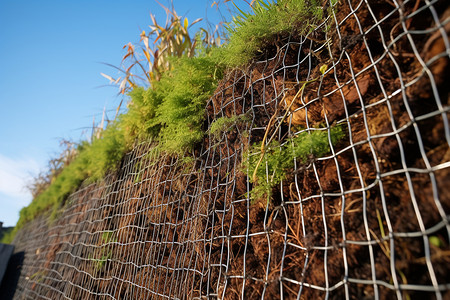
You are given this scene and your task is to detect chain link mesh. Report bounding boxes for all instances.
[10,0,450,298]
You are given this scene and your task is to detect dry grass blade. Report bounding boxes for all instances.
[101,0,226,98]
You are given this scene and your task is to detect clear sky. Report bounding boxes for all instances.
[0,0,246,227]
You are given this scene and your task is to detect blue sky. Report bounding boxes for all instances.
[0,0,246,227]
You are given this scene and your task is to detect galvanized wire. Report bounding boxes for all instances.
[11,0,450,299]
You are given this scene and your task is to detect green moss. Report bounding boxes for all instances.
[120,87,162,145]
[243,124,345,202]
[119,55,224,154]
[209,113,250,141]
[218,0,331,67]
[178,156,196,173]
[85,122,126,182]
[154,56,224,153]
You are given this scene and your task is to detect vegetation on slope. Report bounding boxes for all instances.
[118,55,224,154]
[218,0,336,66]
[2,0,338,244]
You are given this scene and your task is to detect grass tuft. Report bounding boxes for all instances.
[243,124,345,202]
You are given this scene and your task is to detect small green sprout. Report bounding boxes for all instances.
[429,236,443,248]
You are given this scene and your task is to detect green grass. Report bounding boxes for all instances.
[243,124,345,202]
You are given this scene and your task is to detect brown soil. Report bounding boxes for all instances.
[204,0,450,299]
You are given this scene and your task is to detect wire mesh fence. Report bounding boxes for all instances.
[11,0,450,298]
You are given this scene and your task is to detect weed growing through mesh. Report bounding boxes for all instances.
[88,231,117,273]
[29,270,47,283]
[243,124,345,203]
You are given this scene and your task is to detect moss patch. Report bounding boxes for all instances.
[218,0,334,67]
